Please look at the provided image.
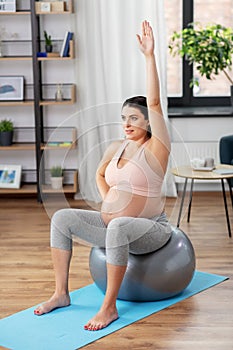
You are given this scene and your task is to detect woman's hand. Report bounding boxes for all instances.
[136,20,154,57]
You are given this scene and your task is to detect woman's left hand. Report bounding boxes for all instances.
[136,20,154,56]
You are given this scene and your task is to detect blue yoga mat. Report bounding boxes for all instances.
[0,271,227,350]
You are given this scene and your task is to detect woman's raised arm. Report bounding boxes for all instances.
[137,21,170,171]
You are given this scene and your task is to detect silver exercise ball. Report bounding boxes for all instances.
[89,226,196,301]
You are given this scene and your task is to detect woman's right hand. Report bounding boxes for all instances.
[136,20,154,57]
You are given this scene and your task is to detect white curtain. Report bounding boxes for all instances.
[73,0,177,203]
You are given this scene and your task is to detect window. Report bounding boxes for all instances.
[164,0,182,97]
[165,0,233,107]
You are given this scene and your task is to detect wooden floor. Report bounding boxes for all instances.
[0,192,233,350]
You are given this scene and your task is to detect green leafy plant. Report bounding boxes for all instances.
[0,119,14,132]
[44,30,52,46]
[169,23,233,87]
[50,166,63,177]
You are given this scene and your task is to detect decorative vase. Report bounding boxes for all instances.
[51,177,63,190]
[0,131,13,146]
[55,84,63,101]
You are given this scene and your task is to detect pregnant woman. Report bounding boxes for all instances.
[34,20,172,331]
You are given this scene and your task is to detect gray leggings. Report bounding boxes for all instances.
[51,209,172,266]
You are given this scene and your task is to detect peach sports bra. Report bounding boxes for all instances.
[105,140,164,197]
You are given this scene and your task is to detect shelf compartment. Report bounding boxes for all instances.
[0,40,32,58]
[0,56,32,61]
[0,184,37,194]
[11,126,77,146]
[42,170,78,193]
[23,168,76,185]
[42,127,77,149]
[36,0,73,14]
[40,83,76,105]
[38,40,74,60]
[0,38,74,60]
[0,84,75,106]
[0,84,34,106]
[0,11,30,15]
[0,143,35,150]
[0,100,33,106]
[0,170,78,195]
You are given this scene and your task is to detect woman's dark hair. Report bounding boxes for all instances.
[122,96,151,137]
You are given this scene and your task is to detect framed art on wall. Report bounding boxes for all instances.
[0,76,24,101]
[0,0,16,12]
[0,164,22,188]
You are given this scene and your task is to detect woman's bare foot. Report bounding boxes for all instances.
[84,307,119,331]
[34,293,70,316]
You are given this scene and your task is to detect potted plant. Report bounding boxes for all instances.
[50,165,63,190]
[169,23,233,105]
[44,30,53,53]
[0,119,14,146]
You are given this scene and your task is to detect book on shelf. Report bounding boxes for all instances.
[60,31,73,57]
[47,142,72,147]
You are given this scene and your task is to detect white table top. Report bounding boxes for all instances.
[170,164,233,180]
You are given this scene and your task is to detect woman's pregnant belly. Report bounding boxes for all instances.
[101,187,164,225]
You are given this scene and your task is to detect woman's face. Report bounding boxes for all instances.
[121,106,149,141]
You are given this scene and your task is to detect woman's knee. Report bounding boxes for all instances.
[51,209,73,229]
[106,217,130,249]
[51,209,73,250]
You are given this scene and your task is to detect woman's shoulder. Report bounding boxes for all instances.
[102,139,125,159]
[107,139,125,152]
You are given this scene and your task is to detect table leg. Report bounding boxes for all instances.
[227,179,233,208]
[187,179,194,223]
[221,179,231,238]
[177,178,188,227]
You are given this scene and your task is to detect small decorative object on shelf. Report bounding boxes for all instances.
[0,118,14,146]
[40,2,51,13]
[50,165,63,190]
[55,84,63,101]
[0,0,16,12]
[44,30,53,53]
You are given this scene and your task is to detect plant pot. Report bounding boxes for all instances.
[45,45,53,53]
[51,177,63,190]
[0,131,13,146]
[230,85,233,107]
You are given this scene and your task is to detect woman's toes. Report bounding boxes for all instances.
[34,307,42,315]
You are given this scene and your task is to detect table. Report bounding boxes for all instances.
[171,165,233,237]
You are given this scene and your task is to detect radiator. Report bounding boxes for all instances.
[170,141,219,168]
[170,141,220,187]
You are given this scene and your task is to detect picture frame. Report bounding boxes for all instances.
[0,76,24,101]
[0,0,16,12]
[0,164,22,189]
